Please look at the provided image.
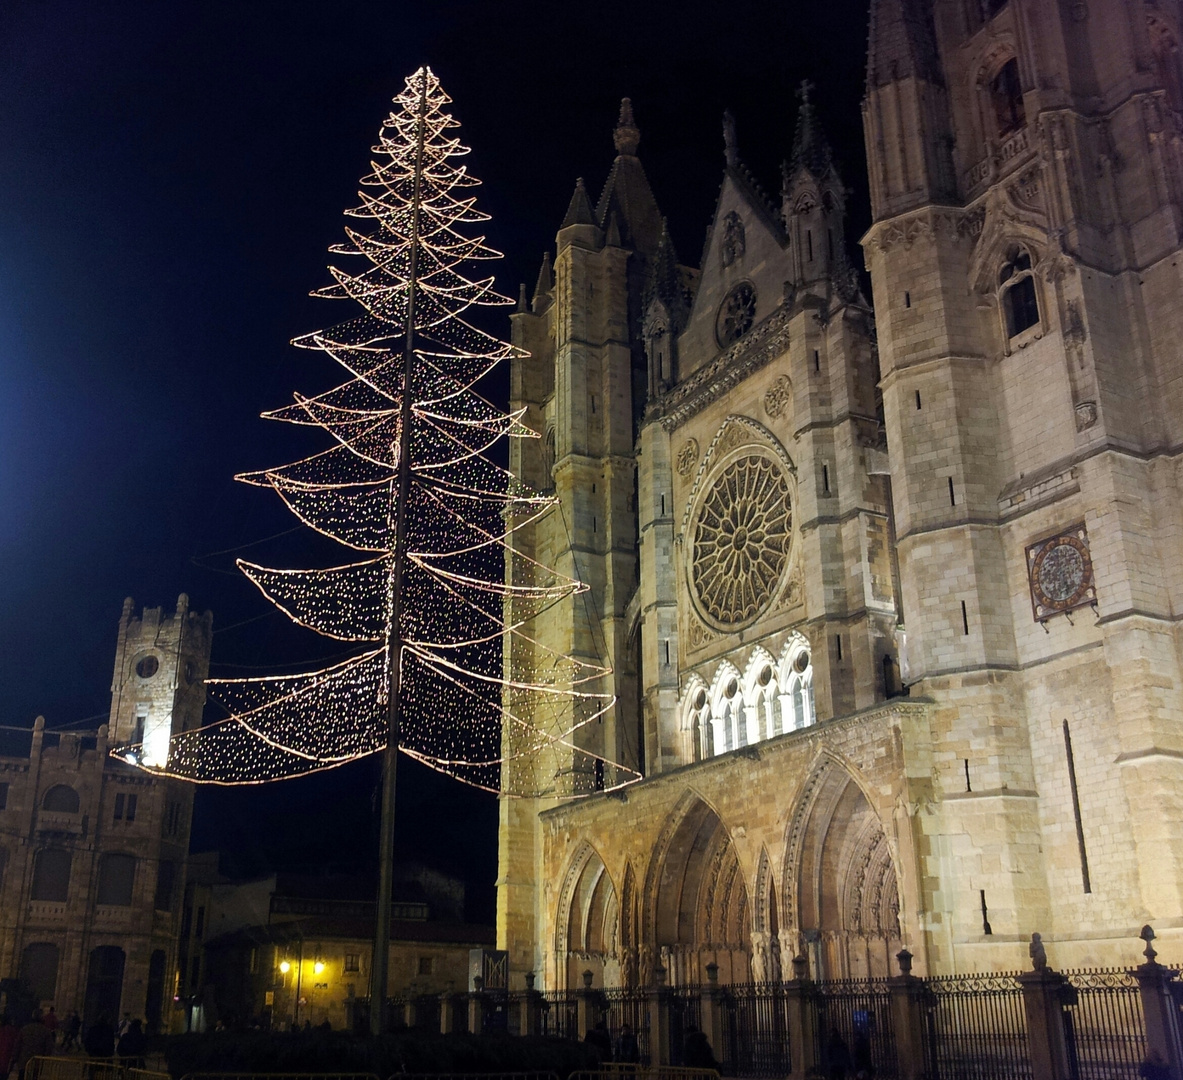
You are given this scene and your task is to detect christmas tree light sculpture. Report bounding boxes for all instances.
[115,72,640,1010]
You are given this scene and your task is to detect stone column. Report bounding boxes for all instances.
[648,963,671,1066]
[784,954,817,1079]
[1133,926,1183,1079]
[699,962,726,1063]
[1017,949,1072,1080]
[887,950,928,1080]
[402,997,417,1030]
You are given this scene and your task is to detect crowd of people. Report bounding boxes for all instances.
[0,1010,148,1080]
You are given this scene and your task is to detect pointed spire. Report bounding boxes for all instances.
[532,250,553,312]
[646,218,686,327]
[561,177,596,228]
[866,0,944,90]
[790,79,834,179]
[517,282,527,312]
[605,210,623,248]
[613,98,640,156]
[723,110,738,168]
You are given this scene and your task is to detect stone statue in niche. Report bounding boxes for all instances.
[721,211,745,268]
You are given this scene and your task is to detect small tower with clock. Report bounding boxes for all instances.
[108,594,213,769]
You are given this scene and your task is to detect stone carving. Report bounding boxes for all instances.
[763,374,793,419]
[687,619,715,651]
[721,211,745,268]
[1030,932,1047,971]
[655,306,791,432]
[1074,400,1098,431]
[676,439,700,477]
[691,454,792,626]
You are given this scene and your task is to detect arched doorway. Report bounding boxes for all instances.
[20,942,59,1005]
[784,759,902,979]
[84,946,126,1027]
[556,844,619,989]
[644,796,750,985]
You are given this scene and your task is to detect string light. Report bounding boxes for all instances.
[116,67,640,797]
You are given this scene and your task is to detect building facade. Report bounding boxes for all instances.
[498,0,1183,987]
[0,597,210,1028]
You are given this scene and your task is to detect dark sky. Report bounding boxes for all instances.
[0,0,871,921]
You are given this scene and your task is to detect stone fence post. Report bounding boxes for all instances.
[784,954,817,1078]
[699,962,726,1062]
[887,949,929,1080]
[577,969,595,1039]
[1018,934,1073,1080]
[519,971,542,1037]
[468,975,485,1035]
[648,963,671,1065]
[402,996,417,1030]
[1134,926,1183,1080]
[439,992,455,1034]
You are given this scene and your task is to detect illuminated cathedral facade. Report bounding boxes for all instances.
[498,0,1183,985]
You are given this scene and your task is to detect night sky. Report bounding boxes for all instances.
[0,0,871,921]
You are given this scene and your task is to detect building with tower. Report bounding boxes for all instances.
[0,596,211,1028]
[498,0,1183,986]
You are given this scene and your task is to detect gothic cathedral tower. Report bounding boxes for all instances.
[863,0,1183,964]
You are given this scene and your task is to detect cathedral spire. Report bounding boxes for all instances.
[561,177,596,228]
[789,79,834,180]
[531,250,553,312]
[723,110,738,168]
[613,97,640,156]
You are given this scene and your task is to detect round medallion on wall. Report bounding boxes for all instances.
[1025,524,1095,620]
[716,282,757,347]
[690,451,792,628]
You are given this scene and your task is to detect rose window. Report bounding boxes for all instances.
[691,454,791,626]
[716,282,757,347]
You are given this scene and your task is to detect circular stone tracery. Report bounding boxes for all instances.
[716,282,757,347]
[691,453,792,626]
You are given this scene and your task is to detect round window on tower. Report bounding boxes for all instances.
[716,282,757,347]
[135,655,159,680]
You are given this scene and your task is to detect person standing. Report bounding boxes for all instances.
[15,1012,54,1080]
[0,1015,22,1080]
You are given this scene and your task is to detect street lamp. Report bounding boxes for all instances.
[279,961,291,974]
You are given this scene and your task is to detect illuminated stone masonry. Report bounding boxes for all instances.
[500,0,1183,989]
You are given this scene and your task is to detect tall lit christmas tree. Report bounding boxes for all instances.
[116,67,639,1026]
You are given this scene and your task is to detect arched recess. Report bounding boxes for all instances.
[619,862,641,987]
[642,793,751,986]
[751,847,783,982]
[556,843,619,989]
[782,756,902,980]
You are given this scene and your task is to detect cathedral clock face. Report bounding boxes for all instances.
[690,451,792,628]
[1026,525,1095,620]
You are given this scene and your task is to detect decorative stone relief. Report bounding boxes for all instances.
[676,438,700,477]
[763,374,793,419]
[720,211,745,268]
[1074,401,1098,431]
[687,619,715,651]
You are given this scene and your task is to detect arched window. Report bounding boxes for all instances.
[990,58,1025,137]
[683,685,711,761]
[97,853,136,906]
[42,784,79,813]
[751,663,777,741]
[1000,245,1039,338]
[31,848,72,901]
[783,647,816,732]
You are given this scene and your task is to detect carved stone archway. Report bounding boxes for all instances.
[556,843,619,989]
[642,794,751,985]
[783,757,902,979]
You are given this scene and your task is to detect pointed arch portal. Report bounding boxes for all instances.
[645,796,751,985]
[784,759,901,979]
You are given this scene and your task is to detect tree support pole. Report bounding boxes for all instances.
[369,71,428,1036]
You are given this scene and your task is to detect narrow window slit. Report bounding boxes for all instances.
[948,477,956,506]
[980,891,993,935]
[961,600,969,635]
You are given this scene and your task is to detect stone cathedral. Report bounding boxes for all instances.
[498,0,1183,988]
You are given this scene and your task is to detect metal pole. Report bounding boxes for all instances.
[369,70,428,1036]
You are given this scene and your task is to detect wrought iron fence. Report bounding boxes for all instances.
[540,990,579,1040]
[600,987,651,1062]
[811,977,897,1080]
[923,972,1031,1080]
[715,982,791,1078]
[1063,969,1146,1080]
[667,987,703,1067]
